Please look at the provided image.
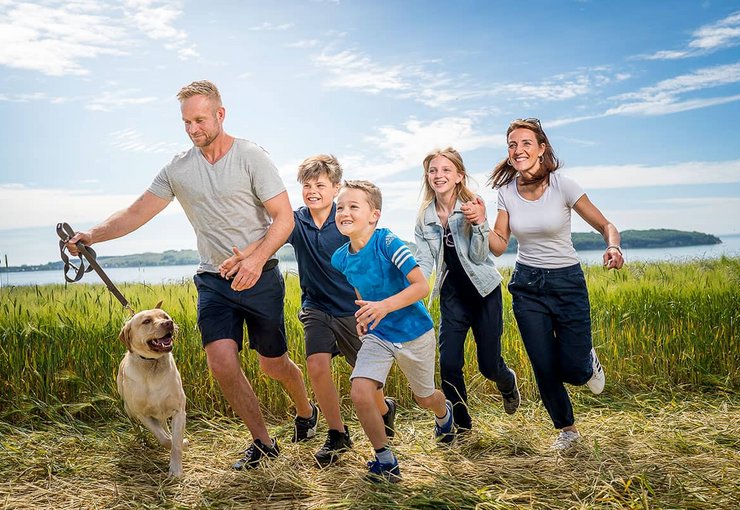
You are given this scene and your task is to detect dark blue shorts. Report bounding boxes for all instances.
[194,268,287,358]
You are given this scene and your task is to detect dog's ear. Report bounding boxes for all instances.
[119,321,133,352]
[154,300,164,309]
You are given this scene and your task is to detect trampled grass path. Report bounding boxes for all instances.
[2,391,738,509]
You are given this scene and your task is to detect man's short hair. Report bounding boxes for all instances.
[177,80,222,106]
[341,180,382,211]
[297,154,343,185]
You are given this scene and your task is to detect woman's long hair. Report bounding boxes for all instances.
[488,119,561,189]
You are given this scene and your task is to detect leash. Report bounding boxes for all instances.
[56,222,136,316]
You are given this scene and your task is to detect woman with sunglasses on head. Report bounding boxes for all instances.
[414,147,520,435]
[465,119,623,450]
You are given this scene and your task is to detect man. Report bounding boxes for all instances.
[67,80,317,469]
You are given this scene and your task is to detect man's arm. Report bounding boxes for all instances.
[67,191,170,255]
[229,191,295,291]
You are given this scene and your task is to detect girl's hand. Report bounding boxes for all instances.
[461,197,487,225]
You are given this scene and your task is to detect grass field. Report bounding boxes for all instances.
[0,258,738,509]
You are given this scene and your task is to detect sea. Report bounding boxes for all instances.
[2,235,739,288]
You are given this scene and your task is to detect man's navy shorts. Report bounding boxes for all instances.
[193,267,287,358]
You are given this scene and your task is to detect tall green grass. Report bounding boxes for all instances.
[1,258,737,424]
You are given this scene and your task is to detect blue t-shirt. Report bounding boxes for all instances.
[331,228,434,343]
[287,204,358,317]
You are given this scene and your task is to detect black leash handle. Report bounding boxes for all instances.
[56,222,136,316]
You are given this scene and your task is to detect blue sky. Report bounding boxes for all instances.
[1,0,739,266]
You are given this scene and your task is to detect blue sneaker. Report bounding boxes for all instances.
[434,400,455,444]
[366,455,401,483]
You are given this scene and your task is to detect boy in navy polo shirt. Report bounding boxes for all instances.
[289,155,396,466]
[332,180,453,483]
[226,155,397,466]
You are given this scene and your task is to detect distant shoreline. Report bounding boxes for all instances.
[4,228,725,272]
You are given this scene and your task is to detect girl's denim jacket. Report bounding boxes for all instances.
[414,199,503,302]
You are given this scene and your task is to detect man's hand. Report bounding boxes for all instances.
[66,231,93,256]
[219,246,245,279]
[355,299,391,331]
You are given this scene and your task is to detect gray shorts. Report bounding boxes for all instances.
[350,328,437,398]
[298,307,362,367]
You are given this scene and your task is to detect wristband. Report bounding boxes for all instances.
[606,245,622,255]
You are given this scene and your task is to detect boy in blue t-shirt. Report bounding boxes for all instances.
[331,180,454,483]
[221,156,395,467]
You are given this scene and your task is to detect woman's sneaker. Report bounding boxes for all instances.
[366,455,401,483]
[314,426,353,467]
[586,349,605,394]
[293,402,318,442]
[551,430,581,451]
[434,400,455,444]
[232,438,280,469]
[382,398,397,438]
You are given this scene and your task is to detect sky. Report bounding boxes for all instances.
[1,0,739,266]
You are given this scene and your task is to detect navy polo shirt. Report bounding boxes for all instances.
[287,204,358,317]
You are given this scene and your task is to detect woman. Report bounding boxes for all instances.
[472,118,623,450]
[414,147,520,433]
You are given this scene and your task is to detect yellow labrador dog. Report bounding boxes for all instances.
[118,303,186,477]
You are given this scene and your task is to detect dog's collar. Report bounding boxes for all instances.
[138,355,159,361]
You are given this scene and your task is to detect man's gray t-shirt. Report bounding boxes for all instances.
[148,138,285,273]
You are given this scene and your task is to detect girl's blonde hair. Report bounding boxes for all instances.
[418,147,476,221]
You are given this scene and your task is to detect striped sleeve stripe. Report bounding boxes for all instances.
[392,246,413,268]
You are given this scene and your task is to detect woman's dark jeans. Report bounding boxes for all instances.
[439,281,515,430]
[508,263,594,429]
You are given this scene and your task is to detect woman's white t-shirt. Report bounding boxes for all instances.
[496,172,585,268]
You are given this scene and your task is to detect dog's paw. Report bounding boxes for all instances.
[168,467,183,478]
[183,438,189,448]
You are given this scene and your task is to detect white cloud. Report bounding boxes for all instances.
[249,22,294,31]
[285,39,319,48]
[86,89,158,112]
[0,1,128,75]
[314,49,409,93]
[0,183,179,230]
[564,159,740,189]
[0,0,197,76]
[638,11,740,60]
[607,63,740,116]
[109,129,187,154]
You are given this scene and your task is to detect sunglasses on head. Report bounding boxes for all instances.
[514,118,542,128]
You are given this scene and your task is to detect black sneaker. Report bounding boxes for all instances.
[382,398,397,438]
[293,402,318,442]
[502,368,521,415]
[232,438,280,470]
[314,426,353,467]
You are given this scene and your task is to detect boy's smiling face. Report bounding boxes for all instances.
[335,188,380,238]
[302,174,339,212]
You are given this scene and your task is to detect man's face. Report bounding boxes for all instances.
[181,95,224,148]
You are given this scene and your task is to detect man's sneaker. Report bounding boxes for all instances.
[293,402,318,442]
[232,438,280,469]
[382,398,397,438]
[551,430,581,451]
[586,348,606,395]
[366,456,401,483]
[314,426,353,467]
[501,368,521,415]
[434,400,455,444]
